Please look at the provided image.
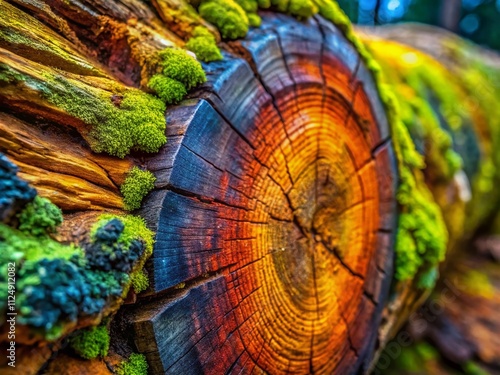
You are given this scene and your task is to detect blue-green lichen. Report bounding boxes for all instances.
[0,163,154,339]
[91,214,155,294]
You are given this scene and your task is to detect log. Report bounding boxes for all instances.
[0,0,499,374]
[129,14,396,374]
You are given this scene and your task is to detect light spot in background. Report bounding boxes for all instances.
[460,13,480,34]
[497,0,500,12]
[379,0,409,22]
[387,0,401,11]
[402,52,419,65]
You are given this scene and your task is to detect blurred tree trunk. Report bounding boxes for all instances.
[440,0,462,32]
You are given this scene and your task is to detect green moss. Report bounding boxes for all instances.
[157,48,207,90]
[17,196,63,237]
[69,325,110,359]
[247,13,262,26]
[120,167,156,211]
[0,63,25,83]
[288,0,318,18]
[131,269,149,294]
[234,0,261,25]
[147,47,207,104]
[186,27,223,62]
[199,0,249,40]
[40,75,166,158]
[92,214,155,257]
[0,224,81,264]
[148,74,187,104]
[116,353,149,375]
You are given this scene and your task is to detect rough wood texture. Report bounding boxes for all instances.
[128,14,397,374]
[1,0,499,373]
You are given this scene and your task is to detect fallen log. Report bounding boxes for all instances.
[0,0,499,374]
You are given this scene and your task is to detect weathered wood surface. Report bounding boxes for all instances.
[1,0,499,373]
[128,13,397,374]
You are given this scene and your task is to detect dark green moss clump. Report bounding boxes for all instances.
[70,325,110,359]
[17,196,62,237]
[116,353,149,375]
[186,26,223,62]
[120,167,156,211]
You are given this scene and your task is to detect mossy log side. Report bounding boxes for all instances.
[0,0,499,374]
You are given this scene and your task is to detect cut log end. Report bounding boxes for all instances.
[127,14,397,374]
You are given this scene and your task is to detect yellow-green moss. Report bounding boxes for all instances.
[148,74,187,104]
[131,269,149,294]
[0,223,81,264]
[185,26,223,62]
[116,353,149,375]
[148,48,207,104]
[121,167,156,211]
[199,0,249,40]
[69,325,110,359]
[157,48,207,90]
[38,73,167,158]
[288,0,318,18]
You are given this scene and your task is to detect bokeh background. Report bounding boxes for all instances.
[338,0,500,51]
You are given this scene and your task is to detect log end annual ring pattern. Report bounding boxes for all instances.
[132,14,398,375]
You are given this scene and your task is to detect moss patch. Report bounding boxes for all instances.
[116,353,149,375]
[69,325,110,359]
[131,269,149,294]
[34,73,167,158]
[91,214,155,258]
[17,196,63,237]
[148,48,206,105]
[186,26,223,62]
[199,0,249,40]
[0,162,154,340]
[148,74,187,104]
[120,167,156,211]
